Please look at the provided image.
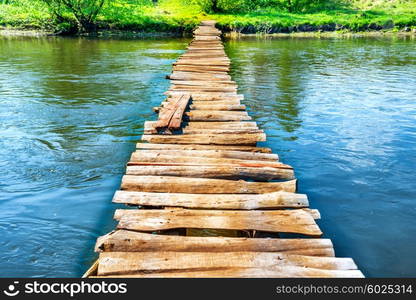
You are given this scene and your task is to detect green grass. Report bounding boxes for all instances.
[1,0,415,33]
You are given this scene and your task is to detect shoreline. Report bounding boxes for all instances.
[1,27,415,39]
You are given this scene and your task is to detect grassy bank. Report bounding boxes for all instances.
[1,0,416,34]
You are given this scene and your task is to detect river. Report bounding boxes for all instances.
[0,35,415,277]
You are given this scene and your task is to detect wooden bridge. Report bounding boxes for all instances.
[84,21,364,278]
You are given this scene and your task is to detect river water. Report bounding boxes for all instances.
[0,35,415,277]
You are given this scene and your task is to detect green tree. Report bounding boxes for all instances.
[41,0,105,32]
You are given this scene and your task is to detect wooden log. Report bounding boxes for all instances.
[125,165,294,180]
[136,143,272,153]
[131,149,278,161]
[97,251,359,277]
[141,133,266,145]
[95,230,333,255]
[114,208,321,236]
[185,111,252,121]
[120,175,297,193]
[113,190,307,209]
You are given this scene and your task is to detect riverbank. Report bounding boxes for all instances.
[2,26,415,39]
[1,1,416,36]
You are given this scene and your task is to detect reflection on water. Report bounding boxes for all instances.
[0,35,415,277]
[0,36,189,277]
[225,36,416,277]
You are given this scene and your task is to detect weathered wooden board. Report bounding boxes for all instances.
[114,208,321,236]
[172,66,229,73]
[129,152,289,168]
[174,60,230,67]
[120,175,297,193]
[94,268,364,278]
[155,93,190,130]
[181,129,265,135]
[158,100,243,108]
[171,80,236,86]
[125,165,294,180]
[168,72,231,81]
[191,100,242,105]
[185,111,252,121]
[189,104,246,111]
[141,133,266,145]
[168,94,191,129]
[97,251,359,277]
[113,190,307,209]
[170,86,237,93]
[95,230,333,255]
[131,149,278,161]
[184,121,258,129]
[165,91,244,101]
[136,143,272,153]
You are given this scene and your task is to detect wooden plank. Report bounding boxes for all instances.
[114,208,321,236]
[167,94,191,129]
[125,165,294,180]
[154,94,190,130]
[184,121,258,129]
[113,190,307,209]
[170,86,237,93]
[181,129,264,135]
[128,150,293,172]
[168,72,231,81]
[191,100,241,105]
[172,66,229,73]
[141,133,266,145]
[158,100,243,108]
[136,143,272,153]
[185,111,252,121]
[171,80,236,86]
[97,252,359,277]
[95,230,333,255]
[165,91,244,101]
[95,266,364,278]
[174,60,230,67]
[120,175,297,193]
[130,149,278,161]
[189,104,246,111]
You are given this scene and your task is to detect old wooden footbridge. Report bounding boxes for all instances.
[84,21,363,278]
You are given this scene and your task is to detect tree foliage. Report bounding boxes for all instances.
[191,0,327,13]
[40,0,105,32]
